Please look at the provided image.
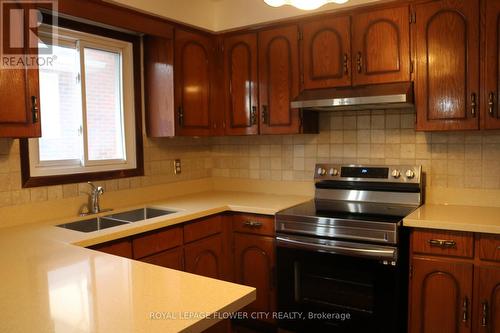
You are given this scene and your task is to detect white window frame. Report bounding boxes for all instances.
[28,26,137,177]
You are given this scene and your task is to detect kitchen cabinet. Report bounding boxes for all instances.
[476,267,500,333]
[89,239,133,259]
[410,258,473,333]
[223,33,259,136]
[301,15,351,89]
[184,234,224,279]
[140,247,184,271]
[174,29,215,136]
[483,0,500,129]
[132,226,183,259]
[258,25,317,135]
[413,0,480,131]
[0,1,41,138]
[409,230,500,333]
[352,5,410,86]
[233,213,276,322]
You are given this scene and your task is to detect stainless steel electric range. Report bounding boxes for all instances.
[275,164,423,333]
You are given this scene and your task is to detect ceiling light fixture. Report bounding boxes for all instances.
[264,0,348,11]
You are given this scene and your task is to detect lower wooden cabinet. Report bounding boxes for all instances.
[233,233,276,320]
[409,258,473,333]
[140,247,184,271]
[185,234,224,279]
[89,238,133,259]
[409,230,500,333]
[476,267,500,333]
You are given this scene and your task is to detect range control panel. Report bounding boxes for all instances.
[314,164,422,184]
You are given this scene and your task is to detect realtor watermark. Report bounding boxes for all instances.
[149,311,351,322]
[0,0,58,69]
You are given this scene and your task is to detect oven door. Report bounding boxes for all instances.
[276,235,408,333]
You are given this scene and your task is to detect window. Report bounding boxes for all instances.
[21,19,143,187]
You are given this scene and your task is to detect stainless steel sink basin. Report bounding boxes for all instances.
[57,217,129,233]
[103,207,176,223]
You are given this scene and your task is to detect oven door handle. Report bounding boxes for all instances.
[276,235,397,261]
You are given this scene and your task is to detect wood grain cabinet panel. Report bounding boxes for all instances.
[412,229,474,258]
[140,247,184,271]
[184,215,222,243]
[483,0,500,129]
[223,33,259,135]
[258,25,302,135]
[184,234,224,279]
[0,1,41,138]
[301,15,351,89]
[132,226,183,259]
[476,267,500,333]
[174,29,215,136]
[409,258,473,333]
[352,5,410,86]
[233,233,276,320]
[89,239,133,259]
[232,214,275,237]
[479,234,500,263]
[414,0,480,131]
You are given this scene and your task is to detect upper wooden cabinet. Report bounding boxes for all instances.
[301,15,351,89]
[174,29,215,136]
[0,2,41,138]
[483,0,500,129]
[258,25,303,135]
[352,5,410,86]
[414,0,480,131]
[223,33,259,135]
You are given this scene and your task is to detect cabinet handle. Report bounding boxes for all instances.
[31,96,39,123]
[356,52,363,73]
[250,106,257,125]
[489,92,495,116]
[343,53,349,75]
[471,93,477,117]
[262,105,268,125]
[178,106,184,127]
[462,297,469,323]
[481,301,488,327]
[428,239,457,248]
[243,221,263,228]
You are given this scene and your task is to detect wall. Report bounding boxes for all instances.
[211,109,500,190]
[0,136,211,209]
[108,0,382,32]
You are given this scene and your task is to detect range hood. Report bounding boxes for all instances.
[291,82,414,111]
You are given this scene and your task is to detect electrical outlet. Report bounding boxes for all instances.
[174,159,181,175]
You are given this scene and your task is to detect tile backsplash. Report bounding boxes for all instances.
[2,108,500,209]
[211,110,499,190]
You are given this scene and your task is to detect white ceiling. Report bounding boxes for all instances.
[106,0,383,32]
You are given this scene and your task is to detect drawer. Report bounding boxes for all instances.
[412,229,474,258]
[184,215,222,243]
[133,226,183,259]
[232,214,275,236]
[140,247,184,271]
[90,239,133,259]
[478,234,500,262]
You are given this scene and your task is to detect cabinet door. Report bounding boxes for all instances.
[223,33,258,135]
[476,266,500,333]
[174,29,214,136]
[184,234,223,279]
[414,0,479,131]
[352,5,410,85]
[301,15,351,89]
[90,239,133,259]
[258,25,301,135]
[409,258,473,333]
[483,0,500,129]
[0,1,41,138]
[140,247,184,271]
[233,233,275,318]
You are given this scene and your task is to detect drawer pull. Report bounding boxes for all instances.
[243,221,263,228]
[481,301,488,327]
[428,239,456,248]
[462,297,469,323]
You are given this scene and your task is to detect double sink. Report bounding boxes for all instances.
[57,207,177,233]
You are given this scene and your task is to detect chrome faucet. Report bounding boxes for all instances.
[79,182,112,216]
